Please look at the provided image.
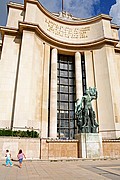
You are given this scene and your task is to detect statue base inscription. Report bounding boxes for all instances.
[75,133,103,158]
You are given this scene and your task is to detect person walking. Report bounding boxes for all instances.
[17,149,26,168]
[5,149,13,167]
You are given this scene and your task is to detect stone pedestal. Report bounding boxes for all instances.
[75,133,103,158]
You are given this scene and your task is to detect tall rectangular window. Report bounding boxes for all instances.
[57,54,76,139]
[81,53,87,95]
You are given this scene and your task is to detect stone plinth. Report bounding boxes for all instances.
[75,133,103,158]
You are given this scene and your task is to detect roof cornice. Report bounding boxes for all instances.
[0,26,18,35]
[0,26,19,41]
[115,47,120,53]
[24,0,112,25]
[7,2,24,11]
[111,24,120,30]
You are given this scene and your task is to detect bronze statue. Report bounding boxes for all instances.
[75,87,99,133]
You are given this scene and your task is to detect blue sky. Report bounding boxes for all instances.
[0,0,119,30]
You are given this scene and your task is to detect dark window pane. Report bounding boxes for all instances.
[60,94,68,101]
[63,63,68,70]
[69,86,74,93]
[60,102,68,110]
[60,78,68,84]
[69,79,74,85]
[69,94,74,101]
[69,71,74,77]
[60,86,64,92]
[60,70,68,77]
[65,112,69,118]
[60,120,69,127]
[70,121,74,128]
[60,85,68,92]
[69,64,74,70]
[60,63,64,69]
[70,111,75,118]
[60,113,64,118]
[69,103,74,110]
[60,63,68,70]
[60,102,64,109]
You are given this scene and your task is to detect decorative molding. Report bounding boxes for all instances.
[0,22,119,50]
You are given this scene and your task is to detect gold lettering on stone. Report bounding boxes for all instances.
[45,19,90,39]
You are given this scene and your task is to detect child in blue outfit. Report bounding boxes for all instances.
[5,149,13,167]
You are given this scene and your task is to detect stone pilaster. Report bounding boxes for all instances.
[49,48,57,138]
[41,44,50,138]
[0,35,20,128]
[75,52,83,100]
[85,51,98,120]
[93,47,116,139]
[13,31,44,130]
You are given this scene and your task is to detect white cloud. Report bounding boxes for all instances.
[39,0,61,12]
[109,0,120,37]
[109,0,120,24]
[39,0,100,18]
[64,0,100,18]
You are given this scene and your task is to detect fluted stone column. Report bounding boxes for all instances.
[49,48,57,138]
[75,52,83,100]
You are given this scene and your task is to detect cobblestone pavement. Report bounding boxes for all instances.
[0,158,120,180]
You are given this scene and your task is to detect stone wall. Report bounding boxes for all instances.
[0,137,79,160]
[102,140,120,158]
[0,137,40,160]
[0,137,120,160]
[40,138,79,160]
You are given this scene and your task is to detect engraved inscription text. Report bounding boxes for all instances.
[45,19,90,39]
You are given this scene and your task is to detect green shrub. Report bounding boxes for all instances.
[4,130,12,136]
[0,129,39,138]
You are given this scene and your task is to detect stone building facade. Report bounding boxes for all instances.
[0,0,120,140]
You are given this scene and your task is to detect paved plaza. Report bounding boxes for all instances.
[0,158,120,180]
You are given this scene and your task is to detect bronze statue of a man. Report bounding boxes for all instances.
[75,87,99,133]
